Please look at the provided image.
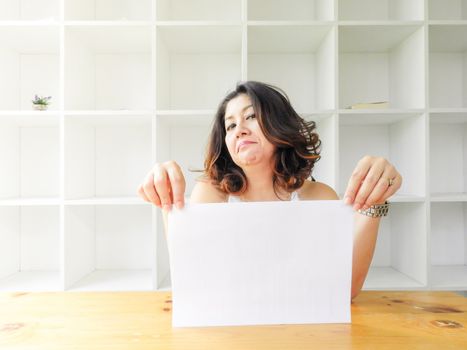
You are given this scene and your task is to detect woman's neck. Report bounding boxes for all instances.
[239,164,290,201]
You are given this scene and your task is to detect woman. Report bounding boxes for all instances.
[138,81,402,300]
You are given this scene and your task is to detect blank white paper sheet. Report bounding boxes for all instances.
[168,200,354,328]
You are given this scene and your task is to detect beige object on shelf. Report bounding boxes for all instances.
[346,101,389,109]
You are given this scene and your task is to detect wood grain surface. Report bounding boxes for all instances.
[0,291,466,349]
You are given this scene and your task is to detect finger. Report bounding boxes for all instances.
[352,160,386,211]
[166,176,174,204]
[142,172,161,208]
[361,168,395,209]
[380,174,403,201]
[153,164,172,211]
[137,184,151,203]
[344,156,372,205]
[165,162,186,209]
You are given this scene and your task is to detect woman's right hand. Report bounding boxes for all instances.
[137,161,186,211]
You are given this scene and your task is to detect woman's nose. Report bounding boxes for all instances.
[234,122,250,137]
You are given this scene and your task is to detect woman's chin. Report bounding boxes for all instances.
[238,153,262,166]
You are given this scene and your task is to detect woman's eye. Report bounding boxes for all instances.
[246,114,255,119]
[226,123,236,131]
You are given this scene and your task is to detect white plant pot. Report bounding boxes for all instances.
[33,104,48,111]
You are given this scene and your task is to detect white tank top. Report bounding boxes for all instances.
[227,191,300,203]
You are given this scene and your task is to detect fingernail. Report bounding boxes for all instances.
[353,203,361,211]
[362,204,369,210]
[175,201,183,210]
[163,204,171,211]
[344,196,352,205]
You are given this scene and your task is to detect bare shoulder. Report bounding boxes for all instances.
[297,179,339,200]
[190,178,228,203]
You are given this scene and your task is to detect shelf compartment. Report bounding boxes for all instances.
[157,273,171,291]
[248,0,334,21]
[309,114,338,189]
[0,206,61,291]
[155,210,170,290]
[156,112,212,195]
[64,114,152,199]
[65,0,152,21]
[0,114,59,200]
[0,0,59,21]
[65,197,146,205]
[429,25,467,108]
[430,112,467,194]
[386,194,425,202]
[248,25,335,111]
[431,266,467,290]
[67,270,153,291]
[364,267,425,290]
[338,0,424,21]
[65,25,153,110]
[155,109,216,117]
[339,112,425,197]
[0,198,61,206]
[64,205,154,291]
[428,0,467,20]
[339,25,425,109]
[157,0,241,21]
[364,202,427,290]
[0,26,59,111]
[431,193,467,202]
[431,202,467,289]
[156,25,241,110]
[155,112,213,290]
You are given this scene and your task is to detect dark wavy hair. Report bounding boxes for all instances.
[203,81,321,197]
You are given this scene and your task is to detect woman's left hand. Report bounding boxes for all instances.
[344,156,402,211]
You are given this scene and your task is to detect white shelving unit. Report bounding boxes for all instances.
[339,25,425,109]
[365,202,427,290]
[428,0,467,20]
[65,25,153,111]
[0,205,60,291]
[65,0,152,21]
[431,202,467,289]
[156,24,242,110]
[429,25,467,108]
[64,114,152,199]
[157,0,242,21]
[338,112,426,199]
[0,0,465,292]
[0,26,59,110]
[0,0,59,21]
[430,113,467,196]
[338,0,424,21]
[0,114,60,200]
[248,0,334,21]
[64,204,153,291]
[248,24,335,112]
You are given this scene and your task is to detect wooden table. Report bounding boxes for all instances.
[0,291,466,349]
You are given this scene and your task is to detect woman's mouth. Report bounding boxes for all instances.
[237,141,256,152]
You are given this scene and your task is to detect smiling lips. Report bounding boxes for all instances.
[237,140,257,152]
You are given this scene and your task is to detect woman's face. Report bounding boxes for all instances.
[224,94,275,168]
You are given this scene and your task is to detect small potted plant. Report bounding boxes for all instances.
[32,95,52,111]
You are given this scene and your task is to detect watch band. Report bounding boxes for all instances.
[357,201,389,218]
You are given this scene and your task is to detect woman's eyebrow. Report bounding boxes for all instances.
[225,105,253,122]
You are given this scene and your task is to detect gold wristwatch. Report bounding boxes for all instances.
[357,201,389,218]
